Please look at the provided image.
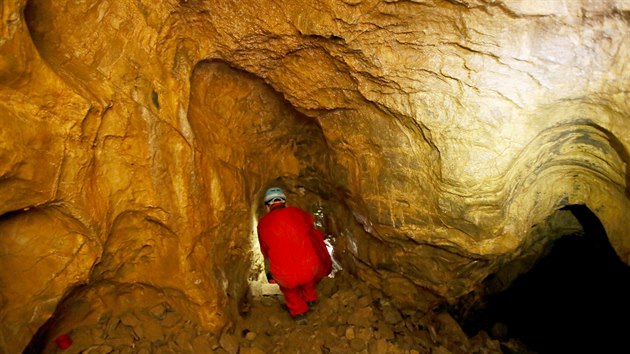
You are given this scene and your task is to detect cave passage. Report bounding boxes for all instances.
[464,205,630,354]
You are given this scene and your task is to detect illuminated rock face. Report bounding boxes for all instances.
[1,0,629,352]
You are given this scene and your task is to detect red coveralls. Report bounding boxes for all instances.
[257,206,332,316]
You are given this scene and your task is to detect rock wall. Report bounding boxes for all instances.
[1,0,629,352]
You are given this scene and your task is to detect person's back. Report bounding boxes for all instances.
[257,187,332,321]
[258,206,320,288]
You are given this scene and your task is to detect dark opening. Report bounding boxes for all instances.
[458,204,630,353]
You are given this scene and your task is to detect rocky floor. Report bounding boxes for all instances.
[38,271,535,354]
[228,271,515,354]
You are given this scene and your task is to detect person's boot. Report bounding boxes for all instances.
[292,313,308,325]
[307,300,319,310]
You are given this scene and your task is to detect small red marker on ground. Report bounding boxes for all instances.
[54,334,72,350]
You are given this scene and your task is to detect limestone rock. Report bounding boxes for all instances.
[1,0,629,352]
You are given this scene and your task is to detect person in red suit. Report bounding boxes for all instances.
[257,187,333,322]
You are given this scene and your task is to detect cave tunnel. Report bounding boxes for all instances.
[3,0,630,353]
[458,205,630,354]
[185,58,344,293]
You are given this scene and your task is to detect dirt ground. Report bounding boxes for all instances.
[228,271,512,354]
[40,271,533,354]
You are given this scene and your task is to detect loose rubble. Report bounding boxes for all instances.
[36,272,525,353]
[233,271,505,354]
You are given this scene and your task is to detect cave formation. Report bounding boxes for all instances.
[456,204,630,353]
[1,0,629,353]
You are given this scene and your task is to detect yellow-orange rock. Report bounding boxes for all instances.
[1,0,629,352]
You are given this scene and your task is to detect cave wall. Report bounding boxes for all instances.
[1,0,629,352]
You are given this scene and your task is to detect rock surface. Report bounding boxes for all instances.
[28,272,514,354]
[1,0,629,353]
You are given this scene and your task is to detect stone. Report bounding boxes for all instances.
[349,338,366,351]
[374,322,395,340]
[191,335,214,354]
[432,346,453,354]
[120,313,141,328]
[1,1,629,353]
[161,312,182,328]
[219,331,240,354]
[141,319,165,342]
[381,305,403,325]
[240,347,266,354]
[149,304,168,320]
[356,295,372,308]
[354,327,374,342]
[175,330,194,350]
[348,306,375,326]
[367,339,390,354]
[82,345,114,354]
[331,289,356,309]
[344,326,355,340]
[245,331,257,341]
[318,277,338,297]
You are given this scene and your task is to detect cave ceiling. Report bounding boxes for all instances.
[1,0,629,352]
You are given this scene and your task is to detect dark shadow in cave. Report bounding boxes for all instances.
[460,204,630,354]
[22,284,87,354]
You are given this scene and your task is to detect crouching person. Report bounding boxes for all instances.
[257,187,333,323]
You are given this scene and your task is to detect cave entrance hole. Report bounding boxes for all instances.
[457,204,630,353]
